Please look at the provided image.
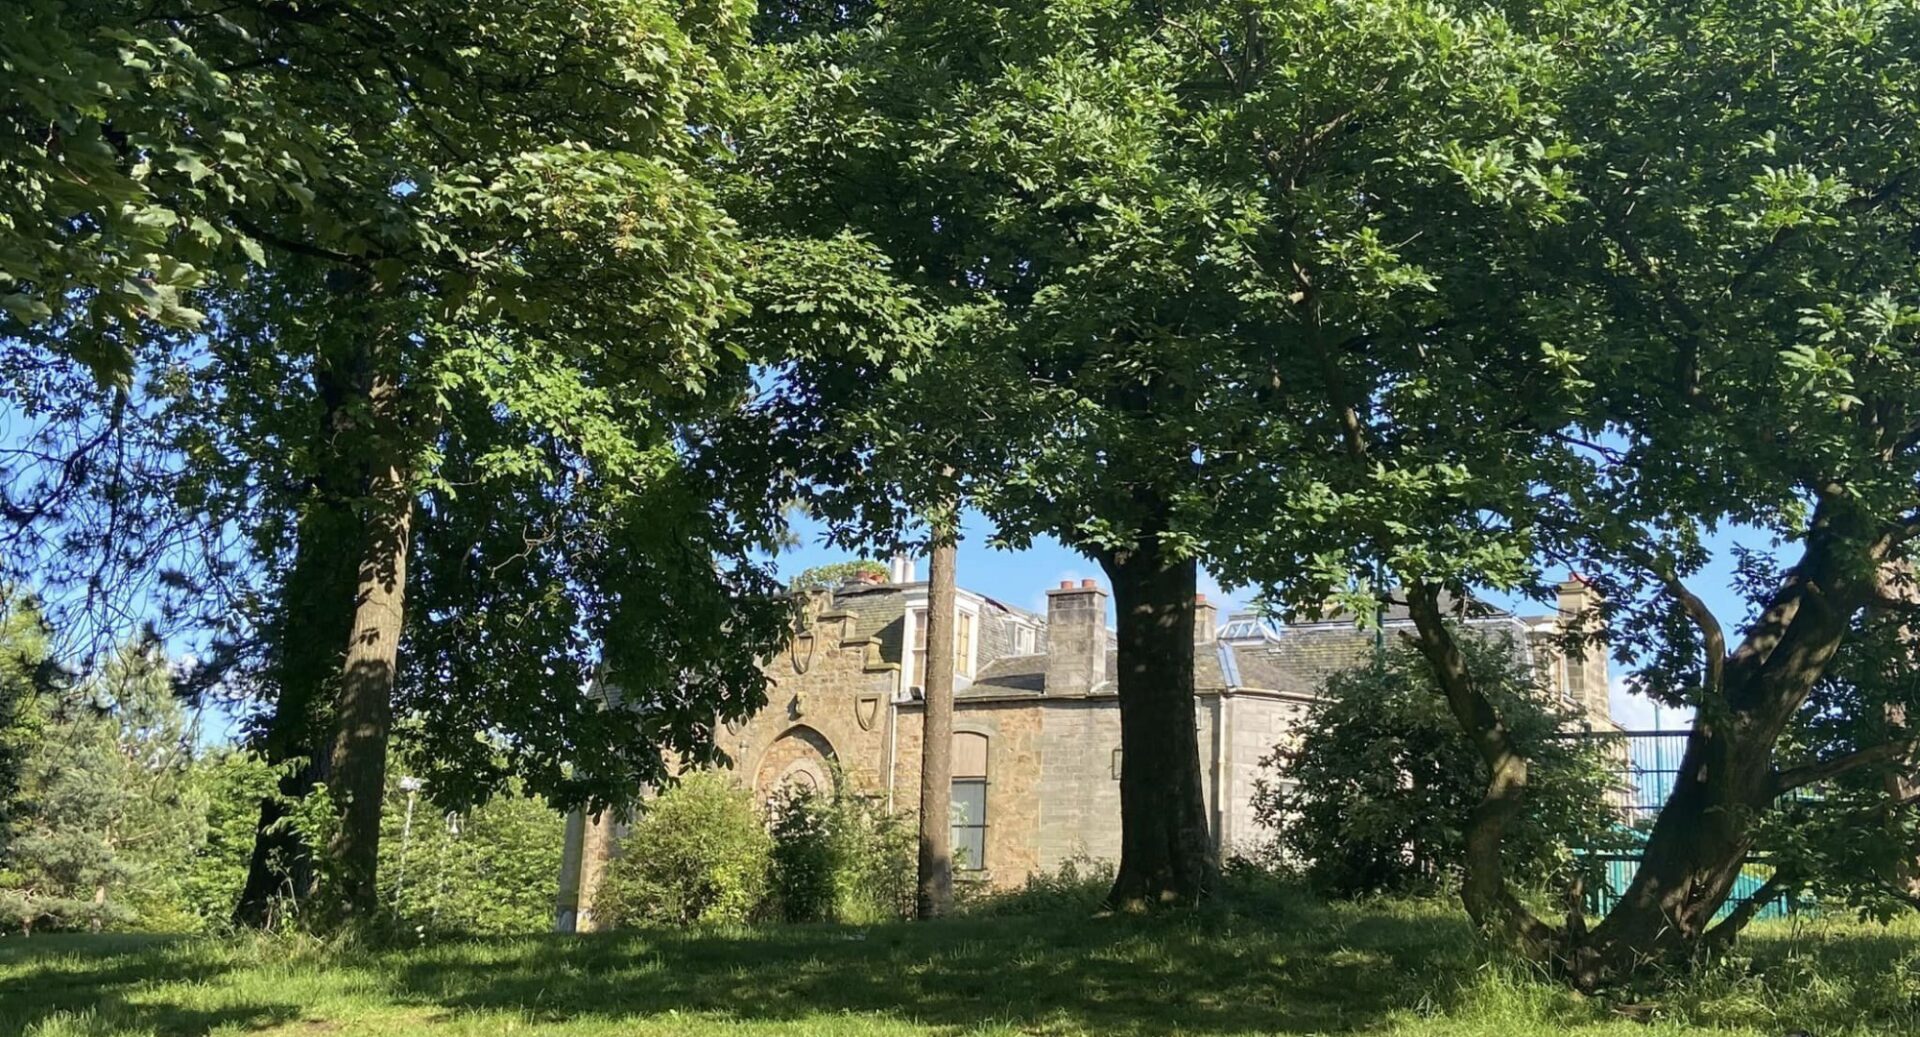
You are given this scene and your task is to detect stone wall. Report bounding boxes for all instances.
[1215,691,1316,853]
[891,699,1044,884]
[716,604,900,800]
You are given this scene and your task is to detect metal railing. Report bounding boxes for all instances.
[1572,730,1803,921]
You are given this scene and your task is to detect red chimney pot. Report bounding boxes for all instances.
[1080,579,1097,589]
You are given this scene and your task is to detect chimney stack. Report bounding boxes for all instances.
[1193,593,1218,644]
[1045,578,1108,696]
[888,552,916,584]
[1556,574,1610,720]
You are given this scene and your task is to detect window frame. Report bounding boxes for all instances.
[951,731,990,872]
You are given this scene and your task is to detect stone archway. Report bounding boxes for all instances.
[754,725,836,801]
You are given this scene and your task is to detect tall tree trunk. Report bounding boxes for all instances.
[319,411,412,926]
[917,536,957,918]
[573,807,619,932]
[1102,532,1216,909]
[235,362,361,928]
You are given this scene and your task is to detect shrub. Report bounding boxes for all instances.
[958,853,1114,917]
[597,772,770,928]
[766,780,914,923]
[1253,632,1627,898]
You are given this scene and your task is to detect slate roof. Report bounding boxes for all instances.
[829,579,1541,702]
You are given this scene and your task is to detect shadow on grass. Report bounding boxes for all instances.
[0,935,301,1037]
[377,898,1491,1035]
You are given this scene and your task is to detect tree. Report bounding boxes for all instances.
[0,639,200,933]
[790,559,889,592]
[737,0,1585,908]
[1200,0,1920,986]
[0,597,53,857]
[97,0,799,927]
[916,531,956,917]
[1253,634,1624,898]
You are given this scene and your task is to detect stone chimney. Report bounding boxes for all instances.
[888,551,916,584]
[1556,574,1611,722]
[1193,593,1218,644]
[1045,578,1108,696]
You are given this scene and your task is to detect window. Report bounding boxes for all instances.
[1563,653,1584,705]
[951,732,989,870]
[956,611,975,678]
[1013,624,1036,655]
[909,607,976,687]
[911,608,928,690]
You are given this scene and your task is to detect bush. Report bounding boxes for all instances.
[1253,632,1626,898]
[766,780,914,924]
[379,775,563,936]
[957,853,1114,917]
[597,772,770,928]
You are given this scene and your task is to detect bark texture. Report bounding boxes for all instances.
[574,807,620,932]
[916,537,957,918]
[1102,534,1217,909]
[319,448,410,925]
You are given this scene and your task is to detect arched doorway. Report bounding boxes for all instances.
[754,725,836,801]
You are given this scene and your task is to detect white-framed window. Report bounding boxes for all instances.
[1013,624,1036,655]
[910,606,976,687]
[956,610,975,678]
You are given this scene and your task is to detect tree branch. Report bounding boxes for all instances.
[1703,866,1800,948]
[1774,736,1920,796]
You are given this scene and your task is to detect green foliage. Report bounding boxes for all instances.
[765,782,914,924]
[0,641,201,933]
[177,750,277,930]
[957,853,1116,918]
[0,0,321,386]
[788,560,889,593]
[0,596,53,858]
[379,775,563,936]
[598,772,770,928]
[1253,634,1626,898]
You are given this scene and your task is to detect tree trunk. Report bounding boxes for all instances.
[1102,534,1216,909]
[574,807,619,932]
[318,435,412,926]
[234,364,362,928]
[917,536,957,918]
[1404,584,1561,959]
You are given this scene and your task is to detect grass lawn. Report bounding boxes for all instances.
[3,893,1917,1037]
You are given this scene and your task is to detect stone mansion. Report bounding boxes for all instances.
[554,562,1617,926]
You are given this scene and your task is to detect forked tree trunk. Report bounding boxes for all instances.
[1410,499,1886,989]
[319,427,412,925]
[1102,534,1217,909]
[917,536,957,918]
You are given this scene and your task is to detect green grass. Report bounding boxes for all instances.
[2,893,1917,1036]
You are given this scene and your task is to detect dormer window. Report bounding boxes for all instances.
[911,606,977,688]
[1013,624,1036,655]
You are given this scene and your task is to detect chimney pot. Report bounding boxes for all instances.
[1080,578,1096,589]
[1059,580,1074,589]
